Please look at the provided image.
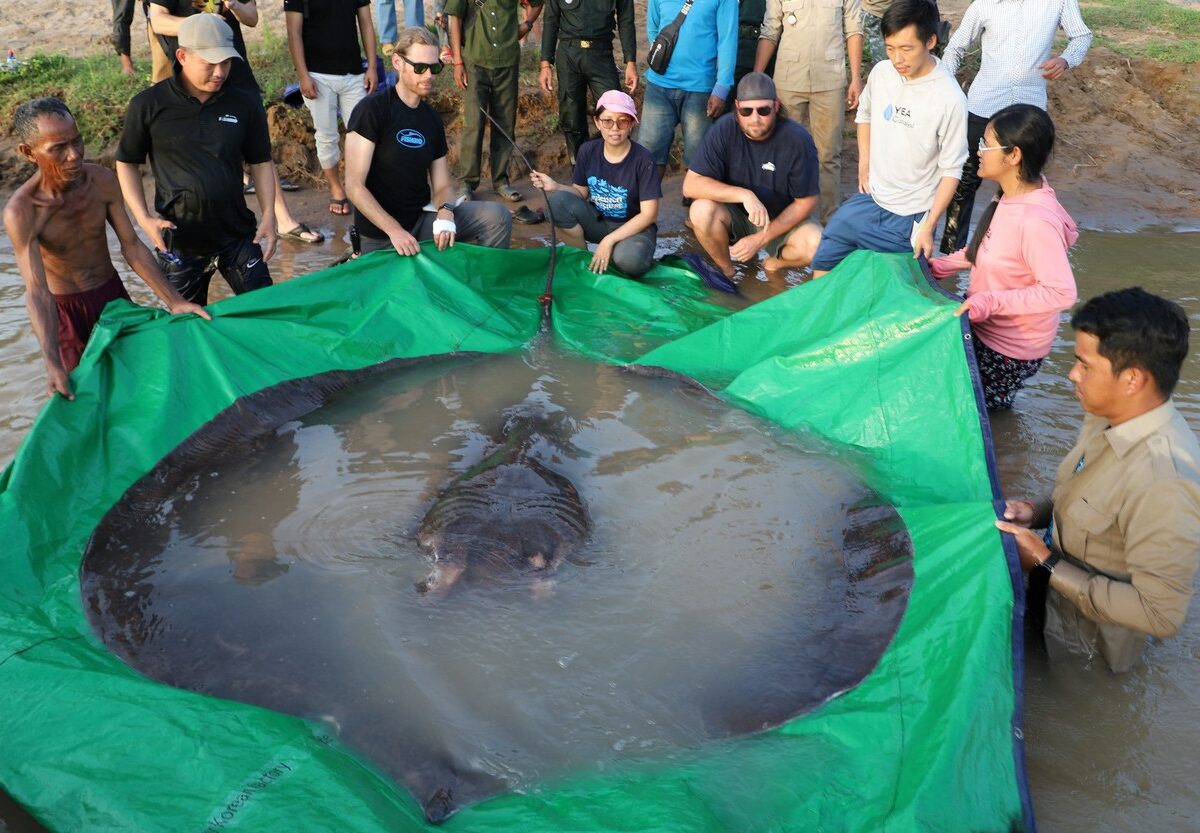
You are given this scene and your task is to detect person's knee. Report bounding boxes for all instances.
[779,224,823,264]
[688,199,727,234]
[612,239,655,277]
[461,202,512,248]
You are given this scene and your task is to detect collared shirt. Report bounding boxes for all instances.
[116,71,271,253]
[1045,400,1200,672]
[540,0,637,65]
[759,0,862,93]
[446,0,544,69]
[941,0,1092,117]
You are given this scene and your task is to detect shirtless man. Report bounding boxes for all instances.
[3,98,209,401]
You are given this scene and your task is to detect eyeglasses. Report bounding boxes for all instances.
[596,117,633,129]
[737,105,773,117]
[398,55,444,75]
[977,138,1011,153]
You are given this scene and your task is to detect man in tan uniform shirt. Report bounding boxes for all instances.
[753,0,863,224]
[998,288,1200,672]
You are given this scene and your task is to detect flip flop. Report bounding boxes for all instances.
[279,177,301,192]
[279,223,324,244]
[243,182,255,194]
[494,183,523,202]
[329,198,351,216]
[679,253,739,294]
[512,206,545,225]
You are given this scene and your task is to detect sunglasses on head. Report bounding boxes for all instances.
[736,104,773,117]
[398,55,445,75]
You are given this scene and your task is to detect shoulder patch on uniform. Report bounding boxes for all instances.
[1147,435,1180,481]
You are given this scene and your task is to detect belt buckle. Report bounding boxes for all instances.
[579,39,591,48]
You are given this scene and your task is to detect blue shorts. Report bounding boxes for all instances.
[810,193,926,272]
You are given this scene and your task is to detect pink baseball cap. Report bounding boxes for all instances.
[595,90,638,123]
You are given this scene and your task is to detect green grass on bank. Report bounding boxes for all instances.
[1083,0,1200,63]
[0,32,299,155]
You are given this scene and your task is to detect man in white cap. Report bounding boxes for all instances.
[116,13,277,304]
[682,71,822,283]
[529,89,661,277]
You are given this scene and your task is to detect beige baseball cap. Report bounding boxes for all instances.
[178,13,243,64]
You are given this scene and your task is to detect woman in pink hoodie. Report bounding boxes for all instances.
[930,104,1078,410]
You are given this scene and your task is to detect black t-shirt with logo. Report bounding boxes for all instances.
[116,74,272,253]
[282,0,369,76]
[689,113,819,219]
[346,88,449,238]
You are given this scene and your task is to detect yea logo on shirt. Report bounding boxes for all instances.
[396,129,426,148]
[883,103,914,128]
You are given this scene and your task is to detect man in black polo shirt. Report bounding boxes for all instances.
[344,27,512,256]
[116,13,277,304]
[682,72,822,281]
[538,0,637,163]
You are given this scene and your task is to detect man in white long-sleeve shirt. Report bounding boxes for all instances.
[810,0,965,278]
[938,0,1091,253]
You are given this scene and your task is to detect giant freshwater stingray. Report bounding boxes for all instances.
[81,353,914,824]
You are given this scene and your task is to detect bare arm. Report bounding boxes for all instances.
[449,16,467,89]
[428,156,458,251]
[753,38,778,74]
[285,10,318,99]
[357,4,377,92]
[856,121,870,193]
[100,170,210,320]
[913,176,960,259]
[682,170,763,221]
[223,0,258,28]
[4,195,71,398]
[730,195,817,262]
[248,161,277,260]
[115,160,175,252]
[148,3,187,37]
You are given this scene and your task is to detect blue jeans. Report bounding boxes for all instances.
[636,82,713,168]
[377,0,425,47]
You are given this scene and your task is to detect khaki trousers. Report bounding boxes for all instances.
[777,86,844,225]
[147,22,171,83]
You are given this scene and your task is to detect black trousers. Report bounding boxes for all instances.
[111,0,136,56]
[160,236,272,305]
[940,111,990,254]
[555,41,620,161]
[461,63,520,189]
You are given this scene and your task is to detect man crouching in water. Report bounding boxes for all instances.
[3,97,210,400]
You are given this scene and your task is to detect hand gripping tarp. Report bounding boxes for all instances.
[0,246,1032,832]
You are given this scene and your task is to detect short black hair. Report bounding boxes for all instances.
[14,97,74,144]
[1071,288,1191,397]
[881,0,939,42]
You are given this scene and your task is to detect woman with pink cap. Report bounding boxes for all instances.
[530,90,661,277]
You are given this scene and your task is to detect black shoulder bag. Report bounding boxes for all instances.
[647,0,695,75]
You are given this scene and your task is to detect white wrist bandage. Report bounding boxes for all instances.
[433,218,457,236]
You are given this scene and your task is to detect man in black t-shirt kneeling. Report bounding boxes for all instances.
[682,72,824,281]
[345,27,512,256]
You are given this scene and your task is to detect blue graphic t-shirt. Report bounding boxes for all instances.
[571,139,663,229]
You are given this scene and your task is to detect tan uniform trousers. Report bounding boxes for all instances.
[148,24,171,83]
[776,87,843,225]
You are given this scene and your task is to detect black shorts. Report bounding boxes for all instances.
[160,236,271,305]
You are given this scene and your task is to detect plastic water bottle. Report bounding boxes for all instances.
[3,51,18,72]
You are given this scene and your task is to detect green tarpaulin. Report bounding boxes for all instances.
[0,245,1032,832]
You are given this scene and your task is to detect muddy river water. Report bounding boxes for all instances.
[1,228,1198,831]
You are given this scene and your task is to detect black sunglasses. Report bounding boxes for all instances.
[398,55,445,75]
[736,105,774,117]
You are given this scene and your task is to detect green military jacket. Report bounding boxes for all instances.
[446,0,544,69]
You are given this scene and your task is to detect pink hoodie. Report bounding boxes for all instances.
[930,180,1079,360]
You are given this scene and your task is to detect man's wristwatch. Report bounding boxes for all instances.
[1037,551,1061,576]
[438,202,456,213]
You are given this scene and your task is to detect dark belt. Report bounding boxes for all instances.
[738,23,760,38]
[561,37,610,49]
